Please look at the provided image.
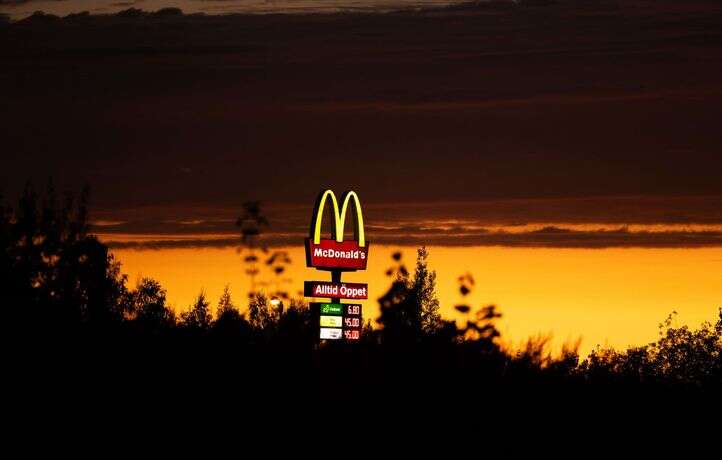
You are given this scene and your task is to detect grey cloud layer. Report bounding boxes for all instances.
[95,196,722,249]
[102,226,722,250]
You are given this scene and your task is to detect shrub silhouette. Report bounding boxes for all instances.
[578,310,722,387]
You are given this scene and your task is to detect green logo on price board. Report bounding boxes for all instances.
[319,303,343,315]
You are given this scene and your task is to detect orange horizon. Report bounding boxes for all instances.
[110,244,722,358]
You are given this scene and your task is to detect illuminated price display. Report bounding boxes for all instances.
[342,303,362,341]
[312,302,363,342]
[344,329,360,340]
[320,328,343,340]
[321,315,343,327]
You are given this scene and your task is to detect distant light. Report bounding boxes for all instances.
[270,298,281,306]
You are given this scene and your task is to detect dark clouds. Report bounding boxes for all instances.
[2,1,722,209]
[0,0,453,19]
[93,196,722,248]
[102,226,722,250]
[0,1,60,4]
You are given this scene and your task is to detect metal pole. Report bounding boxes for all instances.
[331,269,341,304]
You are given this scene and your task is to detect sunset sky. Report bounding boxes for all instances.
[2,0,721,355]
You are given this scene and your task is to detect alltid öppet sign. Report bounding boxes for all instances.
[304,189,368,341]
[304,281,368,300]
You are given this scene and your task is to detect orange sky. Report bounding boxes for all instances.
[112,244,722,358]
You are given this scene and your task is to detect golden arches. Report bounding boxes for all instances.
[311,189,366,247]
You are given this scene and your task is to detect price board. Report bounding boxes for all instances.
[312,303,362,341]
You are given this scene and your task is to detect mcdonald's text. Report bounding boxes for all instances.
[305,238,369,270]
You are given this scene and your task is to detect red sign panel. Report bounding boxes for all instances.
[305,238,369,271]
[304,281,368,300]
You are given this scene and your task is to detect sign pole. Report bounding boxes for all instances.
[331,269,342,304]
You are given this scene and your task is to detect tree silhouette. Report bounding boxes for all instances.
[265,250,292,306]
[413,247,441,334]
[129,277,175,334]
[180,290,212,331]
[377,247,441,344]
[236,201,269,298]
[212,285,252,342]
[377,251,416,344]
[1,181,128,332]
[248,292,276,332]
[274,301,314,349]
[216,285,235,318]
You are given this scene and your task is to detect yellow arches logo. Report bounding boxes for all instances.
[311,189,366,247]
[305,189,368,271]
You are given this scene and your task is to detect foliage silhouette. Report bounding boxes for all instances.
[578,311,722,387]
[377,247,444,345]
[212,285,253,343]
[3,183,721,402]
[236,201,269,298]
[129,277,176,335]
[2,181,129,332]
[180,290,213,332]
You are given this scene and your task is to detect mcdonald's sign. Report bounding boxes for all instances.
[305,189,369,271]
[304,189,368,341]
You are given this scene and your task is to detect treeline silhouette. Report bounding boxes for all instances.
[3,183,721,407]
